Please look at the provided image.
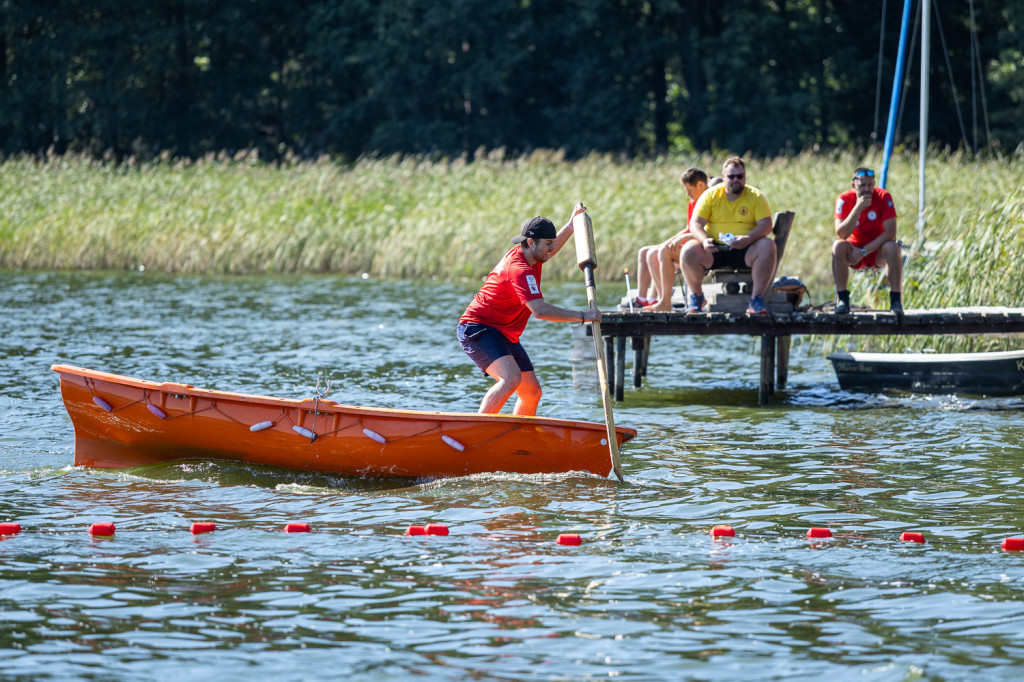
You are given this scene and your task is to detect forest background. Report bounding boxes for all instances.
[4,0,1023,159]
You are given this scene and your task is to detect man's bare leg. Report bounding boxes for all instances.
[479,355,522,414]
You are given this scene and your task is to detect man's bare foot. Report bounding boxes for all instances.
[642,300,674,312]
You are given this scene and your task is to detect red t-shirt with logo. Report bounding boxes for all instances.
[834,187,898,247]
[460,246,544,343]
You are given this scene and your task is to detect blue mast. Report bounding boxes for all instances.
[880,0,914,189]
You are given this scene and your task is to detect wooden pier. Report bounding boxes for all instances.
[590,307,1024,404]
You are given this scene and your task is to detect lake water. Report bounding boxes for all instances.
[3,270,1024,681]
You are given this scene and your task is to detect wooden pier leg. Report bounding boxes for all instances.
[777,335,791,390]
[632,336,645,388]
[615,336,627,401]
[605,336,616,400]
[767,336,776,396]
[759,335,771,405]
[641,335,651,377]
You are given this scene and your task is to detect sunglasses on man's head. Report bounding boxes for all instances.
[854,169,875,177]
[725,173,744,180]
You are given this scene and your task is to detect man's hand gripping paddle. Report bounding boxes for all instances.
[572,202,624,482]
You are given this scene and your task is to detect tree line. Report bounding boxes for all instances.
[2,0,1021,161]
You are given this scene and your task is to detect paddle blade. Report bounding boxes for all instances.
[573,206,597,270]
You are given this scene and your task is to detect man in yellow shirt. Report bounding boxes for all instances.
[680,156,776,314]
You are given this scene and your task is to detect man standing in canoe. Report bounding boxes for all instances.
[458,207,601,415]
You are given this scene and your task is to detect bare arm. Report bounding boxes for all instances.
[835,193,872,239]
[689,215,714,249]
[526,298,601,323]
[862,217,897,254]
[731,216,773,249]
[549,204,587,258]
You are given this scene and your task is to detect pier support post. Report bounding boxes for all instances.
[632,336,647,388]
[759,335,777,405]
[777,336,791,389]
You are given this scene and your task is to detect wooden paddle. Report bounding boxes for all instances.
[571,202,624,482]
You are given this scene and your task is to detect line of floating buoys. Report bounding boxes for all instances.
[2,522,1023,551]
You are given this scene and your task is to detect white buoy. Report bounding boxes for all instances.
[292,425,315,439]
[147,404,167,419]
[93,396,113,412]
[250,421,274,432]
[441,435,465,452]
[362,428,386,444]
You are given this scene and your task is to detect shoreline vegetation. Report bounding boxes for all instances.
[3,150,1023,352]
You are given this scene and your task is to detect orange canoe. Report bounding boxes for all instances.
[52,364,636,479]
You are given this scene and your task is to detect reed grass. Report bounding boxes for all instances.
[2,148,1022,351]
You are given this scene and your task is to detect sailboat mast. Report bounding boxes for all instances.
[919,0,930,243]
[880,0,913,190]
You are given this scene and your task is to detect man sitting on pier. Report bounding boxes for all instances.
[681,156,776,314]
[632,167,711,312]
[832,167,903,315]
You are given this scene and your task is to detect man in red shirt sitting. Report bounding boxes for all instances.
[458,208,601,415]
[833,167,904,315]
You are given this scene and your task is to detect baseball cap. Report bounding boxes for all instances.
[512,216,557,244]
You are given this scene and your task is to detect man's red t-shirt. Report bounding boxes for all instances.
[834,187,898,248]
[460,246,543,343]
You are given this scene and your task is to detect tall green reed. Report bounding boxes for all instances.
[2,147,1022,349]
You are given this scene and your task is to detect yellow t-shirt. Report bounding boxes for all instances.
[693,185,771,242]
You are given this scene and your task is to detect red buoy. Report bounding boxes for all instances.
[807,527,833,538]
[1002,537,1024,552]
[0,522,21,535]
[900,532,926,544]
[90,522,116,536]
[425,524,449,536]
[190,522,217,535]
[710,525,735,538]
[284,522,311,533]
[405,525,426,536]
[556,533,582,546]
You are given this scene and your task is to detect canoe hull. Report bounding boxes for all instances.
[53,365,636,478]
[827,350,1024,396]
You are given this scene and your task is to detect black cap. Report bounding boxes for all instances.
[512,216,557,244]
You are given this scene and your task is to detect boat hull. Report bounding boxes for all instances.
[827,350,1024,396]
[53,365,636,478]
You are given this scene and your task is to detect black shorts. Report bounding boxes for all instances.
[457,323,535,376]
[711,244,751,269]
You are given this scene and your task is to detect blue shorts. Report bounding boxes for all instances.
[457,323,534,376]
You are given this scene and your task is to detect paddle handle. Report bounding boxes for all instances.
[572,204,623,482]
